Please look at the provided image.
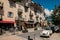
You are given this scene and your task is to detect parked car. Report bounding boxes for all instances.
[50,25,59,33]
[40,27,52,37]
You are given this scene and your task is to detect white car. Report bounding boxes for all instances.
[40,27,52,37]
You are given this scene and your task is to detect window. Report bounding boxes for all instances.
[30,15,33,20]
[34,7,37,14]
[8,12,13,18]
[9,1,16,8]
[0,2,1,4]
[36,17,38,21]
[24,6,28,12]
[18,11,22,19]
[40,17,42,20]
[0,2,3,9]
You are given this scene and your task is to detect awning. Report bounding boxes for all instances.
[0,20,15,24]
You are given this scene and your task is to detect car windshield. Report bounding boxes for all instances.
[44,27,51,30]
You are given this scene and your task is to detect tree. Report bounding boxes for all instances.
[51,6,60,25]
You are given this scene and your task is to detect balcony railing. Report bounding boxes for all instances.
[28,18,34,22]
[18,17,23,20]
[15,17,23,21]
[18,9,23,12]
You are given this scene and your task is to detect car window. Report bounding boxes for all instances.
[54,26,59,30]
[44,27,51,30]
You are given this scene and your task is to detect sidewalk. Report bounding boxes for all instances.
[0,27,42,40]
[28,27,42,32]
[16,27,42,35]
[0,35,27,40]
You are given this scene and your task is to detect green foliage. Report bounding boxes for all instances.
[51,6,60,25]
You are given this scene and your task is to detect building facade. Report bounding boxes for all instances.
[0,0,46,30]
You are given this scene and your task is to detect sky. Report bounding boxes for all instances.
[33,0,60,10]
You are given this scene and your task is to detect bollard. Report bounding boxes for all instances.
[28,36,33,40]
[28,36,30,40]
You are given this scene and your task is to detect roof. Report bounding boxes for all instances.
[30,2,43,12]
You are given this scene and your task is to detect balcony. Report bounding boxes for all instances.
[29,11,33,17]
[18,9,23,12]
[18,17,23,21]
[36,15,39,18]
[15,16,23,21]
[29,19,34,21]
[30,14,33,17]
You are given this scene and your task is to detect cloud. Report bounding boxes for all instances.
[44,9,53,16]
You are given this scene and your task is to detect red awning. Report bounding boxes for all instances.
[0,20,15,24]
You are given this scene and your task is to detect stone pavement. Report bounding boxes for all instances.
[0,31,27,40]
[28,27,42,32]
[0,35,27,40]
[50,33,60,40]
[15,27,42,35]
[0,27,42,40]
[0,27,60,40]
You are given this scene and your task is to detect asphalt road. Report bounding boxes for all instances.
[16,30,50,40]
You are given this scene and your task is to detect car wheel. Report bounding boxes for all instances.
[48,36,50,38]
[47,34,50,38]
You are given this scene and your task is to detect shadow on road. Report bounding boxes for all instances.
[40,36,50,38]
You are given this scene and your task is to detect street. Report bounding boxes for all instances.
[16,29,60,40]
[0,28,60,40]
[16,29,50,40]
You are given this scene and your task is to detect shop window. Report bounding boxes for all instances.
[8,12,13,18]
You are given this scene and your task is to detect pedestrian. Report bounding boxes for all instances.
[12,24,17,35]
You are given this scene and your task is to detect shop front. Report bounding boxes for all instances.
[0,20,14,30]
[15,20,24,31]
[25,20,34,28]
[0,20,14,35]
